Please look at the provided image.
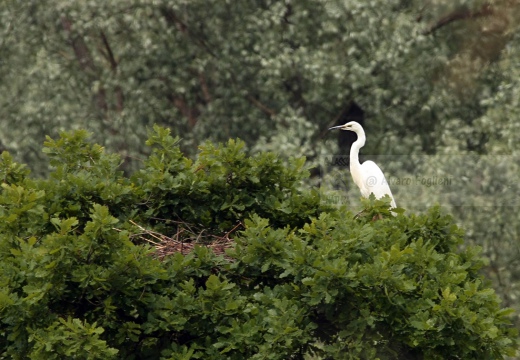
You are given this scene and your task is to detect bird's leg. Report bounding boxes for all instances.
[354,210,383,221]
[371,213,383,221]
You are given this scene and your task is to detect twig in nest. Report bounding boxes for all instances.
[121,220,242,260]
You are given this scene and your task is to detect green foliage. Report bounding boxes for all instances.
[232,206,516,359]
[133,126,320,232]
[0,152,30,185]
[28,317,118,359]
[3,1,520,338]
[0,129,517,359]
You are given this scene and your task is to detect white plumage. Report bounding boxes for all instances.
[329,121,396,209]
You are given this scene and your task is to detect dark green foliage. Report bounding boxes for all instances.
[132,125,321,233]
[2,0,520,336]
[231,207,516,359]
[0,128,516,359]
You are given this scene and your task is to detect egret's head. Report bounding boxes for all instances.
[328,121,363,133]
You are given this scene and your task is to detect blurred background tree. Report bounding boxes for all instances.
[2,0,520,337]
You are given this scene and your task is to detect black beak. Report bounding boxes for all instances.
[328,125,343,130]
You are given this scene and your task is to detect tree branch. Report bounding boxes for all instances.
[160,7,218,58]
[246,95,276,117]
[61,16,108,114]
[99,31,124,112]
[99,31,118,71]
[198,73,212,103]
[422,3,493,35]
[171,95,199,128]
[416,1,431,23]
[60,16,96,74]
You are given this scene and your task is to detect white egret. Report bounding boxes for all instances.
[329,121,396,209]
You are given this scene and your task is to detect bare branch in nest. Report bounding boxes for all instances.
[117,220,242,260]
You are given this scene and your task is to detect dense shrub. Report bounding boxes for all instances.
[0,128,516,359]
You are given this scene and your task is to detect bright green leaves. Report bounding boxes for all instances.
[405,276,517,357]
[43,130,105,170]
[28,317,118,359]
[0,183,46,236]
[359,193,402,219]
[42,130,127,201]
[50,217,78,235]
[0,151,30,185]
[0,199,163,357]
[0,128,517,359]
[232,209,518,358]
[135,127,323,231]
[144,125,187,174]
[39,131,135,227]
[205,274,234,293]
[85,204,119,234]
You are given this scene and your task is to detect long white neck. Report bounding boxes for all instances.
[350,129,366,190]
[350,129,366,167]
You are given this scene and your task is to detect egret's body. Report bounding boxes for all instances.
[329,121,396,209]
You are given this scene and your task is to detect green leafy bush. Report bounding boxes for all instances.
[0,127,516,359]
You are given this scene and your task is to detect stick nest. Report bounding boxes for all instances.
[126,219,242,260]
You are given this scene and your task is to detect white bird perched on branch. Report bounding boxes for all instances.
[329,121,396,209]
